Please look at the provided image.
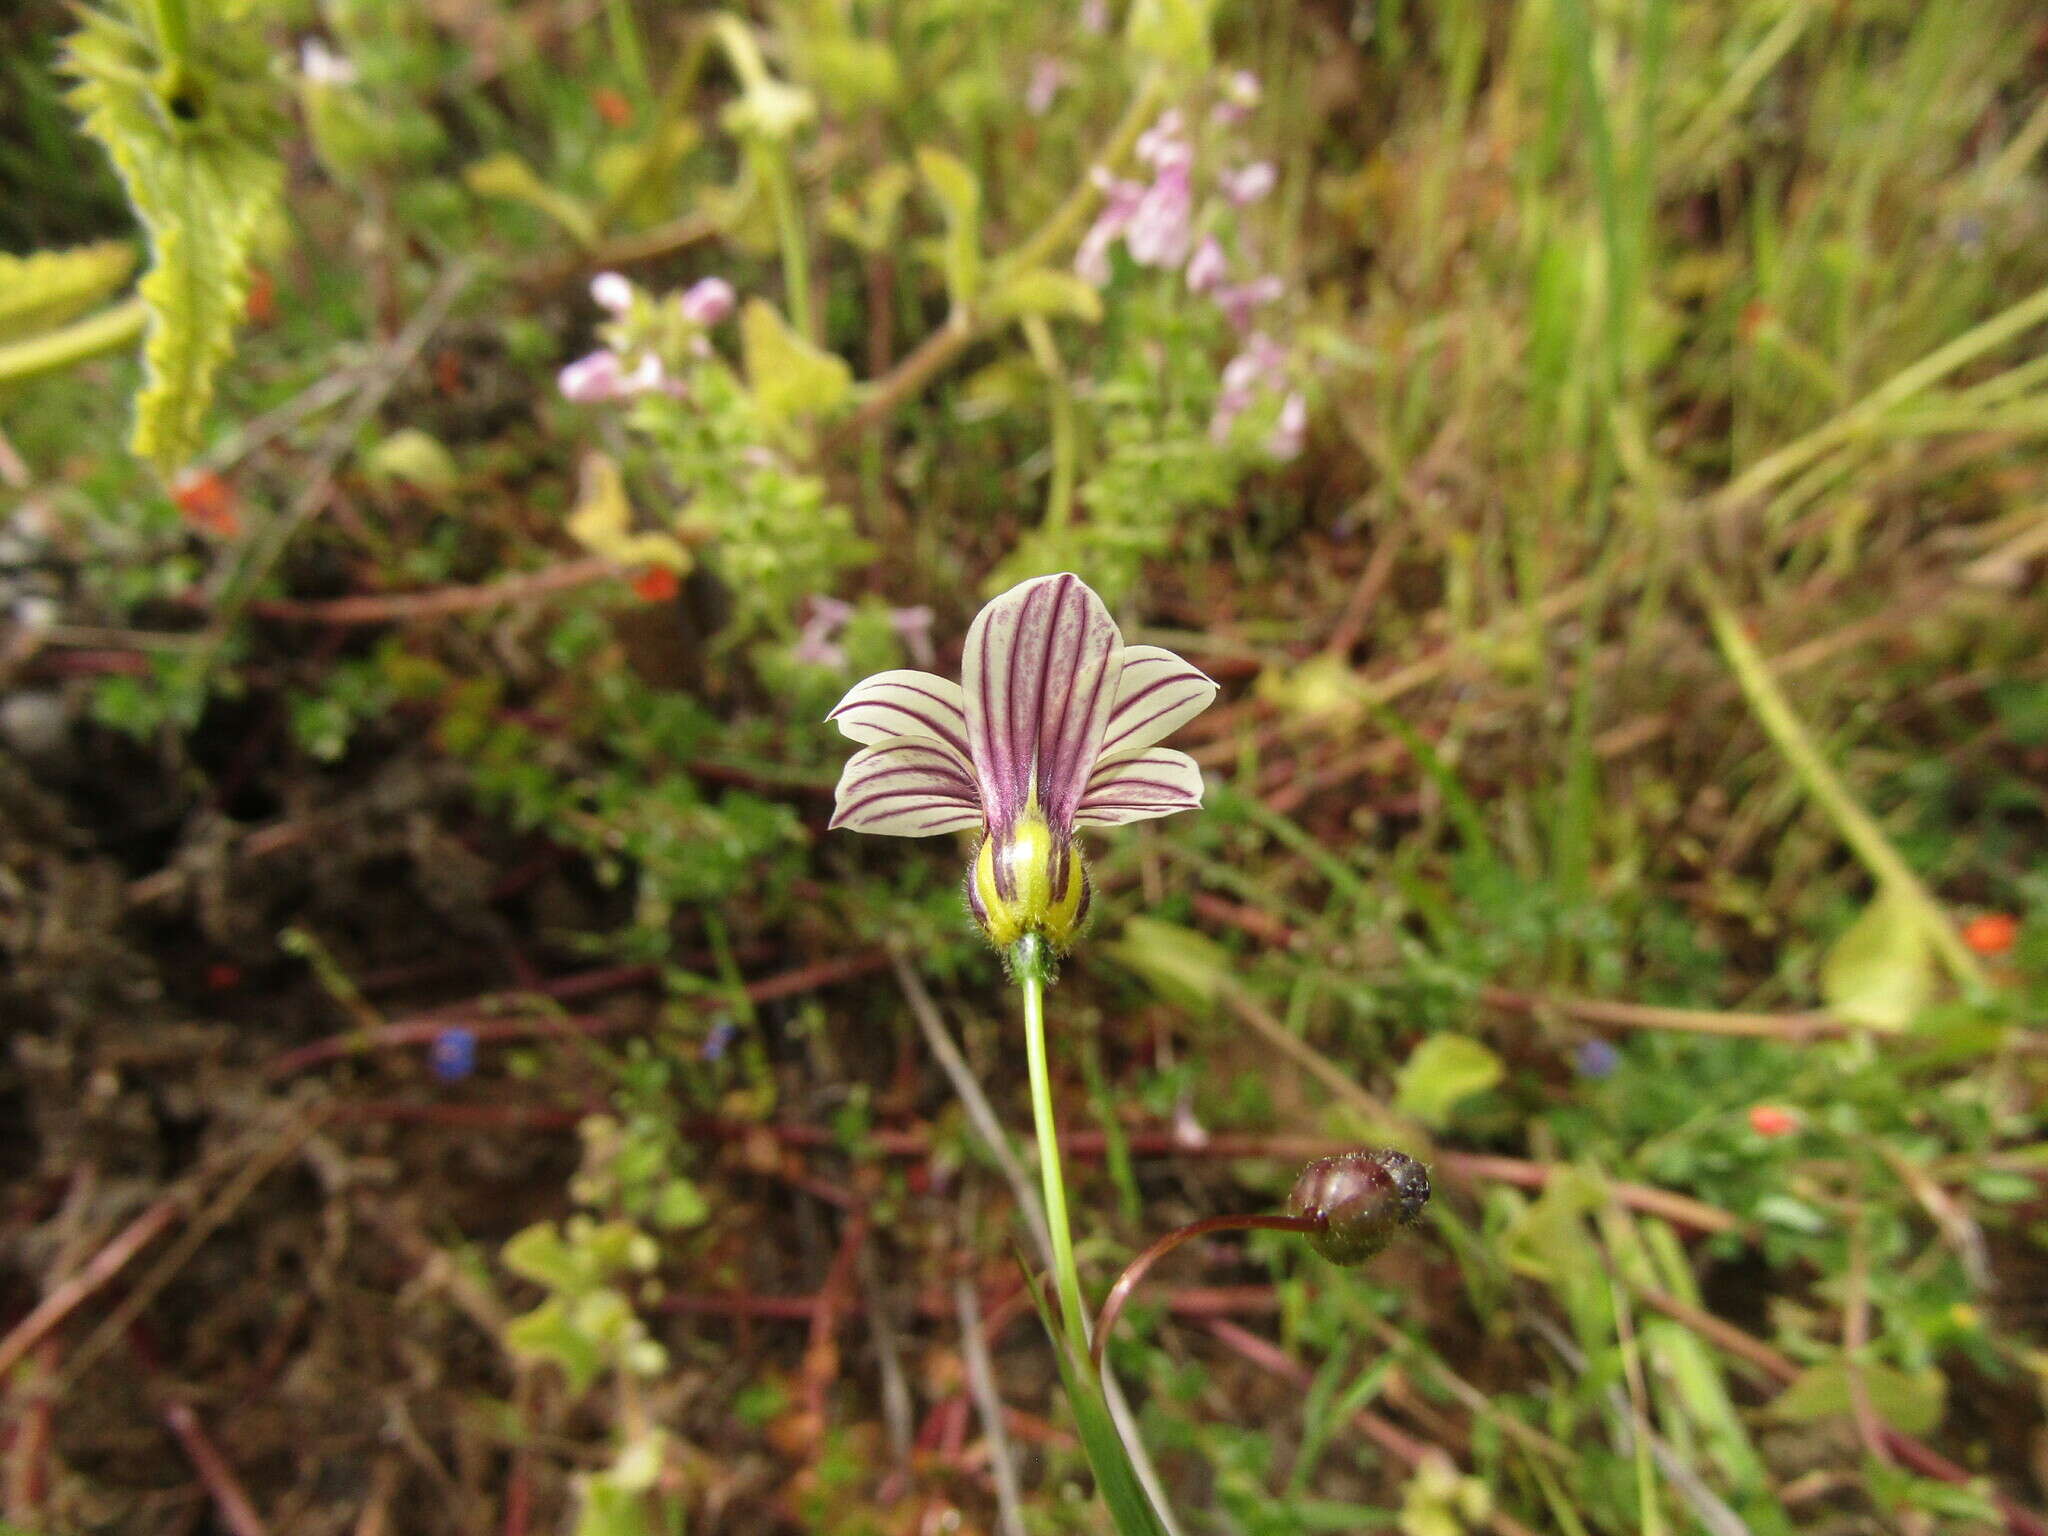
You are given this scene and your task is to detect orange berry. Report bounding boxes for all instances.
[1961,913,2018,956]
[246,267,277,326]
[632,566,680,603]
[1747,1105,1798,1138]
[171,469,241,538]
[593,87,633,127]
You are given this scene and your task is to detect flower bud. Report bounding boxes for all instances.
[966,812,1091,955]
[1287,1149,1429,1266]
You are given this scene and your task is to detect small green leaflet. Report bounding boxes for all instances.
[64,0,285,476]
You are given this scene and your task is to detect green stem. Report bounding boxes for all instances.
[1693,567,1986,992]
[1016,935,1091,1365]
[761,150,815,341]
[1021,315,1076,531]
[998,73,1167,281]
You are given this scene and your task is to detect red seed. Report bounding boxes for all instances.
[1961,913,2018,957]
[172,470,241,539]
[633,567,680,603]
[1747,1105,1798,1138]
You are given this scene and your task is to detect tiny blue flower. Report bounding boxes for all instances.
[429,1026,478,1082]
[1574,1039,1620,1080]
[701,1018,739,1062]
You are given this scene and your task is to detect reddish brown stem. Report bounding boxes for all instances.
[1090,1213,1321,1374]
[0,1196,184,1380]
[160,1400,272,1536]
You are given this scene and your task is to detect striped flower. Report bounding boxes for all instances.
[828,574,1217,955]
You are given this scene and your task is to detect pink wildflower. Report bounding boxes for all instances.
[590,271,633,314]
[1076,173,1147,285]
[1026,57,1070,117]
[1185,235,1228,294]
[1213,273,1284,332]
[889,604,937,668]
[558,349,670,403]
[1265,390,1307,461]
[559,350,627,402]
[1212,70,1261,126]
[679,276,736,326]
[795,595,856,668]
[1136,111,1188,167]
[1220,161,1277,206]
[1125,160,1194,268]
[1211,332,1288,443]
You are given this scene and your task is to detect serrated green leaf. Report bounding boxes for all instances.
[503,1221,587,1292]
[505,1297,608,1394]
[986,267,1104,324]
[0,241,137,344]
[1821,885,1933,1030]
[64,0,286,474]
[740,298,851,423]
[915,146,982,309]
[464,151,599,248]
[1394,1034,1504,1128]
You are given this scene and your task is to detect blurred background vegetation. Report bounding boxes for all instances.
[2,0,2046,1532]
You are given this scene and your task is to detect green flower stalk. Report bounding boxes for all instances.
[826,573,1220,1354]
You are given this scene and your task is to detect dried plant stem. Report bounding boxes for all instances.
[1693,565,1984,990]
[1090,1213,1320,1374]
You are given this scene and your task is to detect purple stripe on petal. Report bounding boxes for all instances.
[831,735,983,836]
[828,671,973,762]
[1099,646,1218,755]
[962,574,1126,835]
[1074,746,1205,828]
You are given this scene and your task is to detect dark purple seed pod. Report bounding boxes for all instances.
[1287,1149,1430,1266]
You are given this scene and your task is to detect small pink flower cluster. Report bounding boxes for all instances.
[795,596,936,669]
[1073,88,1306,462]
[557,274,738,403]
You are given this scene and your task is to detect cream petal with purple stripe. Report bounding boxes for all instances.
[1097,645,1218,758]
[1074,746,1206,826]
[962,573,1124,835]
[828,736,984,836]
[826,670,971,760]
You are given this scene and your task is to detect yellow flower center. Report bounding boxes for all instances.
[971,808,1090,953]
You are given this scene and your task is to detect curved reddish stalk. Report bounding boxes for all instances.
[1091,1213,1323,1374]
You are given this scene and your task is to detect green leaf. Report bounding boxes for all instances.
[505,1297,608,1394]
[64,0,286,474]
[986,267,1104,324]
[1821,885,1933,1030]
[1771,1362,1947,1437]
[367,427,460,494]
[1125,0,1217,72]
[1022,1271,1172,1536]
[1108,915,1234,1012]
[464,152,599,248]
[1393,1034,1504,1128]
[0,241,137,344]
[915,146,982,309]
[503,1221,587,1293]
[740,298,851,423]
